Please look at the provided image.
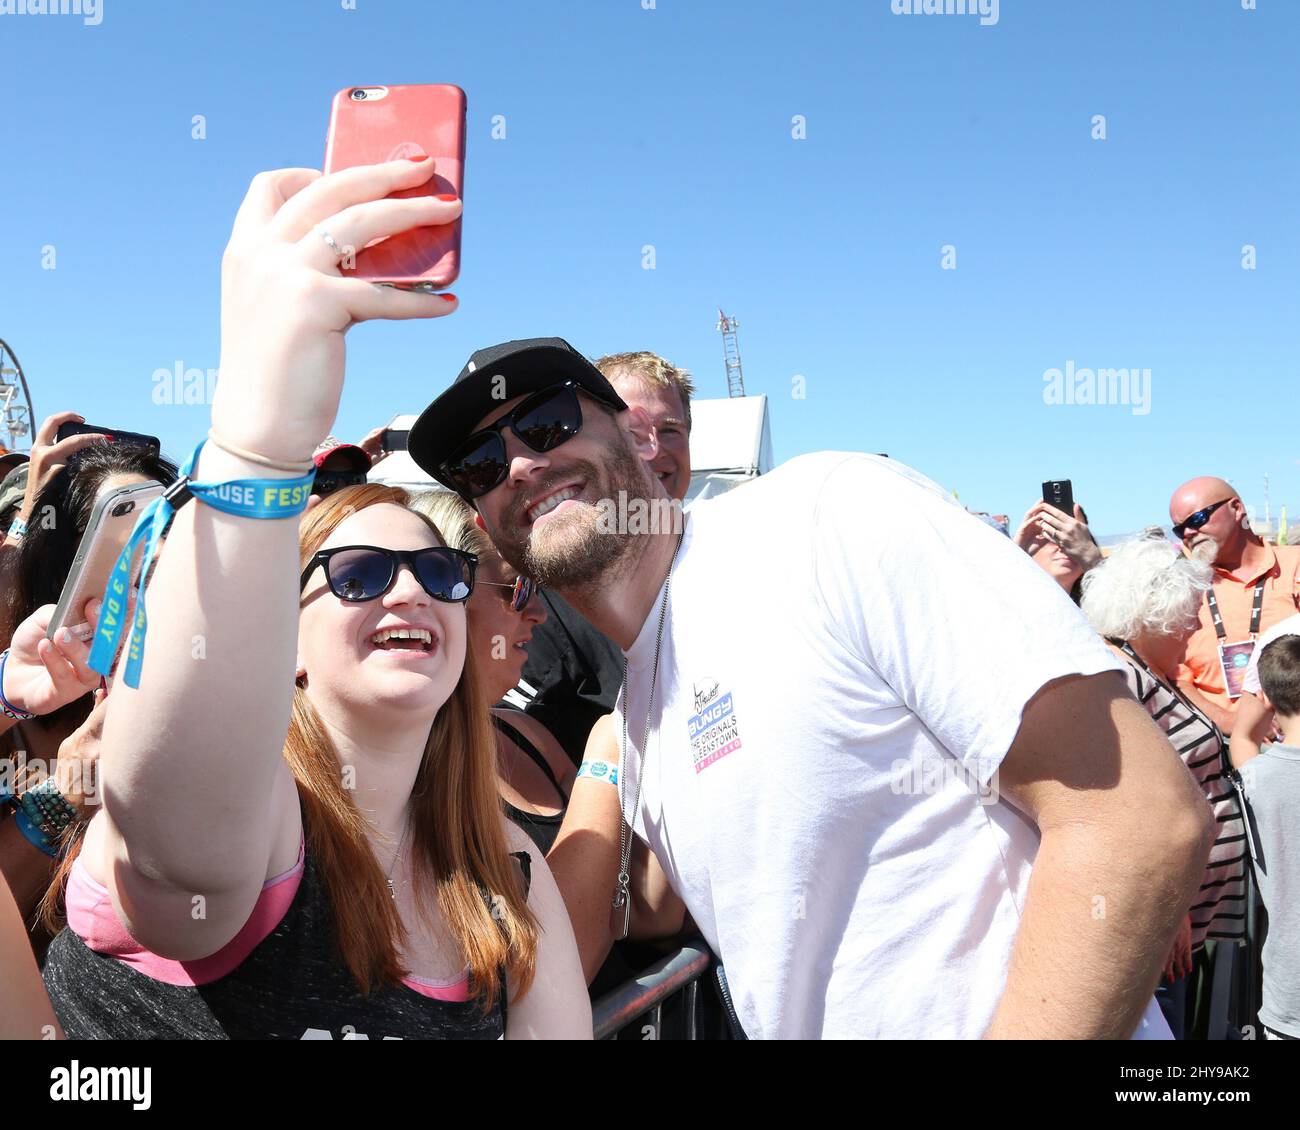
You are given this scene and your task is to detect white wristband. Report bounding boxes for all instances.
[576,760,619,787]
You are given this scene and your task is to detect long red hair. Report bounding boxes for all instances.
[45,484,537,1011]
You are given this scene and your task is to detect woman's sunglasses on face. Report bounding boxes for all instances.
[300,545,477,604]
[479,574,540,613]
[441,381,585,499]
[1172,498,1232,540]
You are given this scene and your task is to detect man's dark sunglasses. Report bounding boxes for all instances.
[300,545,477,604]
[480,575,540,612]
[1172,498,1233,540]
[312,470,369,499]
[441,381,584,498]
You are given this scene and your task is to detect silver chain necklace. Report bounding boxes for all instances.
[614,528,685,939]
[383,808,412,902]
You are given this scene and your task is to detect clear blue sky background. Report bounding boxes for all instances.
[1,0,1295,536]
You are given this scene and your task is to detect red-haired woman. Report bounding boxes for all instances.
[39,160,589,1038]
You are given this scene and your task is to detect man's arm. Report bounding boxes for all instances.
[985,671,1214,1039]
[1227,691,1271,768]
[547,714,686,983]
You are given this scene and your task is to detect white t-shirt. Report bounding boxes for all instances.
[1242,612,1300,697]
[615,452,1170,1039]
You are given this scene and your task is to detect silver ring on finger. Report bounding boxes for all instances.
[318,228,346,259]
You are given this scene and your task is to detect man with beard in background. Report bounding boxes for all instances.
[1168,477,1300,734]
[513,351,695,764]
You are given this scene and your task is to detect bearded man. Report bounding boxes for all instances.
[408,337,1211,1039]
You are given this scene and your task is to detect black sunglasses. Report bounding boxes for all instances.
[441,381,585,498]
[312,470,369,499]
[1172,498,1233,540]
[479,575,540,612]
[300,545,477,604]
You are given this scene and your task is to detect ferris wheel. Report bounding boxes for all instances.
[0,339,35,453]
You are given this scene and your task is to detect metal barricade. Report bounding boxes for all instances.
[592,939,727,1040]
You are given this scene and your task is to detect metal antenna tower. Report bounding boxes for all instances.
[715,309,747,398]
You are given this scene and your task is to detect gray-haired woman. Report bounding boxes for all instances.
[1081,536,1248,1039]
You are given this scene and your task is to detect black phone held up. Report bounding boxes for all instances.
[1041,479,1074,518]
[56,422,161,452]
[382,428,410,453]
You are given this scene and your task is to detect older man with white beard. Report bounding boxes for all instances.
[1168,476,1300,735]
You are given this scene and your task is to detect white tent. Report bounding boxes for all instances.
[367,414,441,492]
[369,396,777,502]
[685,395,774,505]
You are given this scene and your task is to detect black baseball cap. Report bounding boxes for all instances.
[409,337,628,492]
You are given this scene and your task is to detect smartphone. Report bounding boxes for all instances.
[47,481,164,642]
[323,84,467,290]
[1042,479,1075,518]
[382,413,416,454]
[55,422,161,452]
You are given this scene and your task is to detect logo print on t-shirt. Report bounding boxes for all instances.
[687,680,742,774]
[693,678,720,714]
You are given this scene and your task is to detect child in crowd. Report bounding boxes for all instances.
[1246,635,1300,1040]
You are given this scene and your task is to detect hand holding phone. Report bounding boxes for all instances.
[1041,479,1074,519]
[323,84,467,290]
[11,413,110,529]
[210,161,460,466]
[4,603,102,721]
[55,422,160,452]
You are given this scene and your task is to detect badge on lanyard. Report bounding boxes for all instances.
[1218,640,1256,701]
[1206,576,1266,702]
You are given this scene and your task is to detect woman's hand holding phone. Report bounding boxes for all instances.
[10,413,108,535]
[210,159,461,465]
[3,601,102,720]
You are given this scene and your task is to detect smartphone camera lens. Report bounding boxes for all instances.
[350,89,367,101]
[111,501,136,518]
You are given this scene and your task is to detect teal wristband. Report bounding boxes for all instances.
[88,439,315,689]
[7,516,27,541]
[11,804,57,859]
[20,777,78,838]
[576,760,619,787]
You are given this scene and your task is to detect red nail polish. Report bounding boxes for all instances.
[440,294,457,303]
[435,193,458,201]
[406,154,429,162]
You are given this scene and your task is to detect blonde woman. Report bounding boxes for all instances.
[414,490,574,854]
[39,160,589,1038]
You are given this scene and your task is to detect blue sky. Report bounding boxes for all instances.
[0,0,1295,536]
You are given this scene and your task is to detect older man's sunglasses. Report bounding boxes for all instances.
[300,545,477,604]
[1172,498,1233,540]
[441,382,583,498]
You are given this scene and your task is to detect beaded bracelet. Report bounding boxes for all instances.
[0,649,36,721]
[11,804,57,858]
[19,777,80,840]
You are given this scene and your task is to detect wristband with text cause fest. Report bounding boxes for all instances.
[88,440,314,689]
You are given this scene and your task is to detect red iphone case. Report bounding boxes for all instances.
[323,84,466,289]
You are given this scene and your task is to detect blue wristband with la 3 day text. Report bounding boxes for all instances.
[88,440,314,689]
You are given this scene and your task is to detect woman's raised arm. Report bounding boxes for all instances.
[88,162,460,960]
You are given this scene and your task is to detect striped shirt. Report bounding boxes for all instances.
[1117,643,1248,947]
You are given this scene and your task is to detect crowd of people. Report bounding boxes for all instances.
[1,158,1295,1040]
